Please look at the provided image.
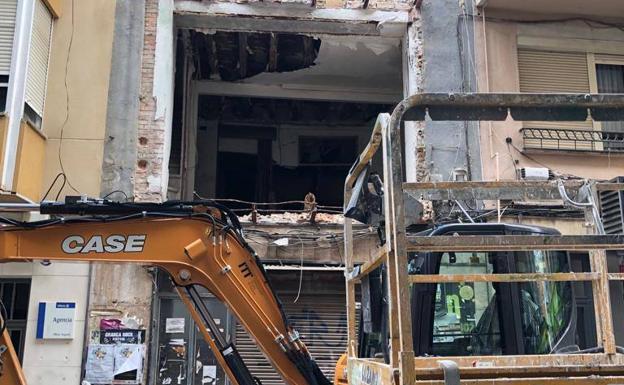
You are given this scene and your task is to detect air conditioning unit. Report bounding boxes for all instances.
[599,176,624,235]
[519,167,554,181]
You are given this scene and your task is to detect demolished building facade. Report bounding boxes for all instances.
[1,0,624,384]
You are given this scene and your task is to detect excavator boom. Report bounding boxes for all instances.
[0,201,330,385]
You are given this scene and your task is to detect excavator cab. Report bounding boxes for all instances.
[357,223,580,361]
[409,223,577,357]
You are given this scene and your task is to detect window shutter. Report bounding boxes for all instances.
[518,49,593,150]
[0,0,17,75]
[518,49,591,129]
[25,0,52,117]
[595,53,624,66]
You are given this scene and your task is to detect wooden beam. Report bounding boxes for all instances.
[347,247,387,282]
[238,32,248,79]
[268,34,278,72]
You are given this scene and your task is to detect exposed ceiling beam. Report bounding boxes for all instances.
[194,80,402,104]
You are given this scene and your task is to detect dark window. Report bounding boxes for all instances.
[596,64,624,149]
[0,279,31,362]
[23,103,42,130]
[0,75,8,113]
[299,136,358,165]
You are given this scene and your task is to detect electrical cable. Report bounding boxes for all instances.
[102,190,129,202]
[40,172,67,202]
[293,234,304,304]
[57,0,80,194]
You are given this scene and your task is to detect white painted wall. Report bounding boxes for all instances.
[0,261,89,385]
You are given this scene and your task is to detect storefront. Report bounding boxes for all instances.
[150,268,347,385]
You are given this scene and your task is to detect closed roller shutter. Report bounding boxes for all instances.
[595,53,624,65]
[0,0,17,75]
[236,293,349,385]
[25,0,52,117]
[518,49,593,150]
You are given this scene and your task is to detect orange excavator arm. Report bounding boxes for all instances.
[0,201,331,385]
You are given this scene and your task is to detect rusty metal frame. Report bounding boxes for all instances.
[343,93,624,385]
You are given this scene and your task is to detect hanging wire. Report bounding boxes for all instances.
[57,0,80,194]
[293,234,304,303]
[41,172,67,202]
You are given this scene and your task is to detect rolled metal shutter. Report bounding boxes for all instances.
[25,0,52,117]
[235,293,349,385]
[518,49,593,150]
[0,0,17,75]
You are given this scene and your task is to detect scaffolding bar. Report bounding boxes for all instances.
[407,234,624,252]
[408,272,599,284]
[404,181,624,201]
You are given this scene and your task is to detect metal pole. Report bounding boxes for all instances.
[0,203,41,212]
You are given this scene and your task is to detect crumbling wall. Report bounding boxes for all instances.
[181,0,412,11]
[92,2,156,385]
[135,0,174,202]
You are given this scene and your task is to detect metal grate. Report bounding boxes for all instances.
[522,127,624,152]
[599,176,624,235]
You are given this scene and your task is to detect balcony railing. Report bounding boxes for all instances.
[522,127,624,153]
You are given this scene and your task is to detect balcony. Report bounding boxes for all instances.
[476,0,624,19]
[0,117,47,203]
[522,127,624,154]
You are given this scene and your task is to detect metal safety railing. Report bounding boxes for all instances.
[522,127,624,152]
[343,93,624,385]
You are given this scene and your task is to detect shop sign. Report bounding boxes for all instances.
[36,301,76,339]
[100,329,145,345]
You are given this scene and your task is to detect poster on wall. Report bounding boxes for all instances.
[166,318,185,333]
[100,329,145,345]
[84,345,115,384]
[158,339,188,385]
[113,344,145,384]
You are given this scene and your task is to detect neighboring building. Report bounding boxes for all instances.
[0,0,117,384]
[474,0,624,182]
[471,0,624,352]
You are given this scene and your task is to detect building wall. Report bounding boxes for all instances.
[41,0,116,197]
[475,17,624,182]
[8,1,118,385]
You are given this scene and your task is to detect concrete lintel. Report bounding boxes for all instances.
[174,1,410,37]
[194,80,402,104]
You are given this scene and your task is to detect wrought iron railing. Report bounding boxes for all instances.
[522,127,624,152]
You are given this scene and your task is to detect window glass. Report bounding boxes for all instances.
[432,252,500,356]
[515,250,572,354]
[430,250,573,356]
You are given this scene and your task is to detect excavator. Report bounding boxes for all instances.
[1,93,624,385]
[0,199,333,385]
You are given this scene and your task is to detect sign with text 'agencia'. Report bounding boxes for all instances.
[36,302,76,339]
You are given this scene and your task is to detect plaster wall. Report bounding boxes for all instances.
[15,1,117,384]
[475,18,624,181]
[41,0,116,198]
[0,261,90,385]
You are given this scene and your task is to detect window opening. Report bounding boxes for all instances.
[596,64,624,149]
[0,278,30,362]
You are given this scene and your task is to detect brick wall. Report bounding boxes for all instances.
[135,0,165,202]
